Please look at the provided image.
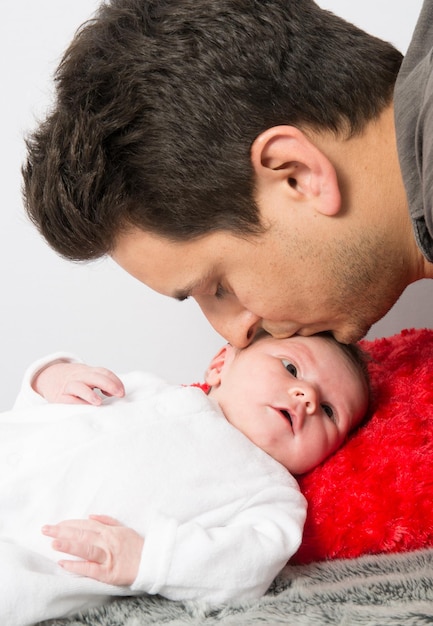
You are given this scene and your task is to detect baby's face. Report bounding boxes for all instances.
[208,335,368,474]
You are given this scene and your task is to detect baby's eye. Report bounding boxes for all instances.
[321,404,336,423]
[282,359,297,377]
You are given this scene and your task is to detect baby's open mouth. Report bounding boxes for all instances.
[280,410,293,426]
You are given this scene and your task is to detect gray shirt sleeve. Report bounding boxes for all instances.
[394,0,433,262]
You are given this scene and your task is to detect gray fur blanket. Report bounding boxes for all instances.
[40,548,433,626]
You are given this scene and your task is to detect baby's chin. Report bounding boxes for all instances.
[286,453,334,476]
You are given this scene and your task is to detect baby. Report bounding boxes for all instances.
[2,333,368,625]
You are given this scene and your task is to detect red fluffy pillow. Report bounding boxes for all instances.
[293,327,433,564]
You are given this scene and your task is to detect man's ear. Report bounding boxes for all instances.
[251,125,341,216]
[205,345,230,387]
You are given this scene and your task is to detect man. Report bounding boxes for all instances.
[22,0,433,348]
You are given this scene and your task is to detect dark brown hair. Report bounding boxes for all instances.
[22,0,403,261]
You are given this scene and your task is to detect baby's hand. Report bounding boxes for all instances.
[32,362,125,405]
[42,515,143,586]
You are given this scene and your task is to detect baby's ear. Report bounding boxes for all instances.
[205,345,229,387]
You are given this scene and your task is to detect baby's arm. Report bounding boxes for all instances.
[32,361,125,405]
[42,516,142,586]
[43,483,306,603]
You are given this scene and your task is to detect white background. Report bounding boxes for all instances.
[1,0,430,410]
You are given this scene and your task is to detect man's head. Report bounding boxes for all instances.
[23,0,406,344]
[206,333,369,474]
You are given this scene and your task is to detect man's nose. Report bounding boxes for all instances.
[220,310,263,349]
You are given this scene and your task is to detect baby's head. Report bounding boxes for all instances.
[206,333,369,474]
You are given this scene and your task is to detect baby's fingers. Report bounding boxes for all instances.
[62,381,104,405]
[42,518,141,586]
[42,520,100,543]
[51,536,107,563]
[58,558,107,581]
[89,514,123,527]
[65,372,124,405]
[84,368,125,399]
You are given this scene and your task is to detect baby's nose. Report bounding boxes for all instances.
[289,384,318,415]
